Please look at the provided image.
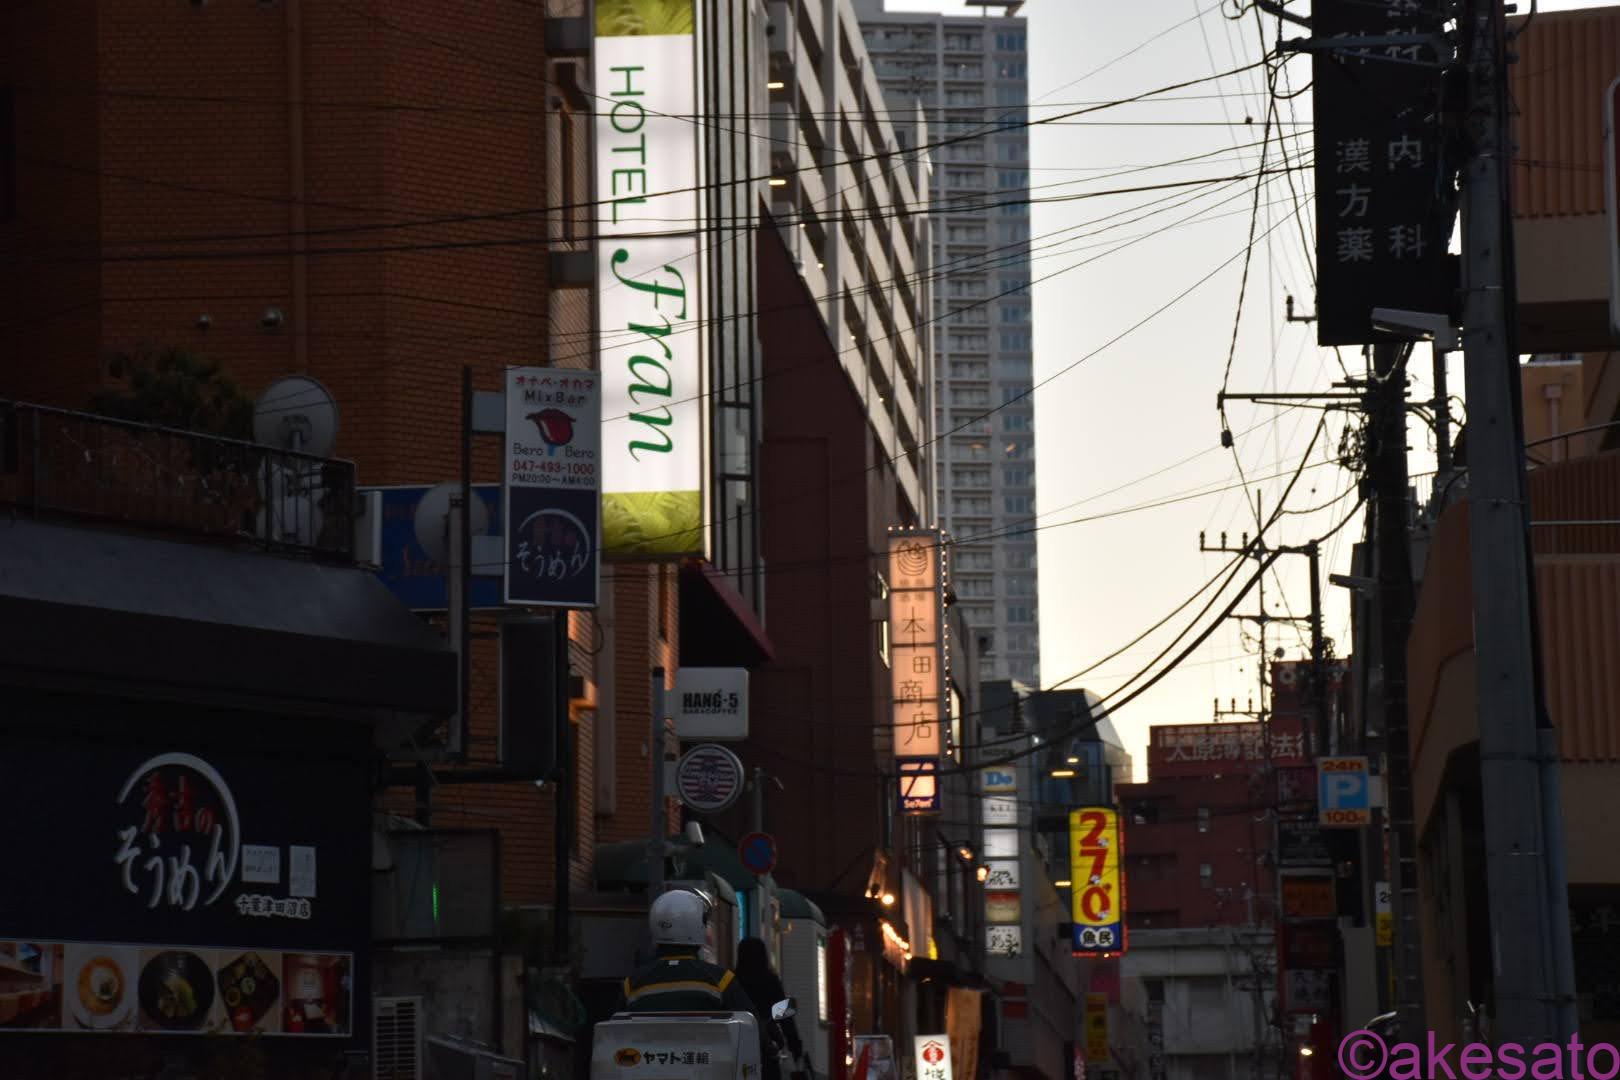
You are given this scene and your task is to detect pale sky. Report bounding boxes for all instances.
[878,0,1608,778]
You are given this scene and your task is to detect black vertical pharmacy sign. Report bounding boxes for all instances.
[1312,0,1455,345]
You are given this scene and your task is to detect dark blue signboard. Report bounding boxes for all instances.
[367,485,504,612]
[505,486,599,608]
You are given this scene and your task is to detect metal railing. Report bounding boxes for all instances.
[0,400,356,562]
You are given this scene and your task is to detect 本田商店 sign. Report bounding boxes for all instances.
[594,0,707,559]
[504,367,601,608]
[888,529,946,771]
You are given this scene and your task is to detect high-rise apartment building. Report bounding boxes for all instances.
[854,0,1039,686]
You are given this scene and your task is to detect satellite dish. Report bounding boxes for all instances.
[413,482,490,565]
[254,375,339,458]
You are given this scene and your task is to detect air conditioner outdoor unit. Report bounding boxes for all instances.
[374,996,424,1080]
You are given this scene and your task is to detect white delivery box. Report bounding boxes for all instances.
[592,1012,763,1080]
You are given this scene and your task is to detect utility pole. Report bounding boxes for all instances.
[1200,504,1325,1080]
[1366,340,1425,1039]
[1457,0,1577,1042]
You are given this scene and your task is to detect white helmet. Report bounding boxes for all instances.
[650,889,712,948]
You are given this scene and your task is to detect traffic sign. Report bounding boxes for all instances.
[1317,755,1371,827]
[739,831,777,876]
[675,744,745,814]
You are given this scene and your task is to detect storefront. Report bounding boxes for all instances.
[0,516,456,1078]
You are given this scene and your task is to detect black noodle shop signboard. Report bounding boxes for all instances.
[1312,0,1455,345]
[0,732,367,1039]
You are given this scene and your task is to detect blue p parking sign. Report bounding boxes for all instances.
[1317,756,1371,827]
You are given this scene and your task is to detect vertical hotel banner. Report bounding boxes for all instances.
[889,530,945,814]
[1069,807,1125,956]
[595,0,706,557]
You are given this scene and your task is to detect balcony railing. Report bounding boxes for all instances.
[1,400,357,562]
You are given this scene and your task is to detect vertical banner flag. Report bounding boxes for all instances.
[594,0,706,557]
[1083,994,1110,1065]
[1311,0,1452,345]
[889,530,945,809]
[1070,807,1125,956]
[503,367,602,607]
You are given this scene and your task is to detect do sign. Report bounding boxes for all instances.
[1317,755,1371,827]
[1069,808,1126,956]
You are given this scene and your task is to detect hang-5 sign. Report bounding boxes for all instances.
[595,0,707,559]
[1069,807,1126,956]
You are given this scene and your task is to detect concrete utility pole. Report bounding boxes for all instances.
[1457,0,1577,1042]
[1367,341,1425,1039]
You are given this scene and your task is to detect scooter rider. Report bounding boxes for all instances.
[612,889,779,1064]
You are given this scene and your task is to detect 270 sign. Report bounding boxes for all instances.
[1069,807,1127,957]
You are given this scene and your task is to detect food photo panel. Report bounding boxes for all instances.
[0,941,65,1031]
[216,949,282,1034]
[63,944,137,1032]
[137,948,220,1034]
[280,953,351,1036]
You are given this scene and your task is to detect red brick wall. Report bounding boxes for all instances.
[0,1,102,400]
[0,1,634,911]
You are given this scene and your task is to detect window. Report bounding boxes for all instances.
[945,89,984,107]
[951,307,989,325]
[999,331,1031,351]
[946,31,981,51]
[1003,466,1032,487]
[998,170,1028,189]
[999,222,1029,242]
[1200,863,1214,888]
[1004,547,1036,569]
[1000,200,1026,217]
[1000,385,1026,405]
[997,141,1027,163]
[950,386,989,407]
[1129,801,1160,825]
[952,466,990,488]
[1007,605,1035,624]
[1005,574,1034,596]
[1005,495,1033,514]
[995,31,1027,51]
[952,496,991,516]
[947,352,988,370]
[948,62,983,79]
[1197,807,1211,833]
[955,549,994,570]
[999,305,1030,324]
[946,224,986,243]
[996,86,1023,106]
[946,168,983,188]
[1003,439,1030,459]
[1002,411,1031,433]
[956,577,993,598]
[998,61,1028,79]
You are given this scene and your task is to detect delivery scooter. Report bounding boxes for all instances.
[591,997,798,1080]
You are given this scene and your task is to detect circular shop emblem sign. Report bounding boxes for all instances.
[675,744,745,814]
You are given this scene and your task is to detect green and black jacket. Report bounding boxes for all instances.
[612,950,772,1054]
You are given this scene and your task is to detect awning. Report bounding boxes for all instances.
[778,889,826,925]
[0,517,456,720]
[679,559,774,667]
[595,836,758,895]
